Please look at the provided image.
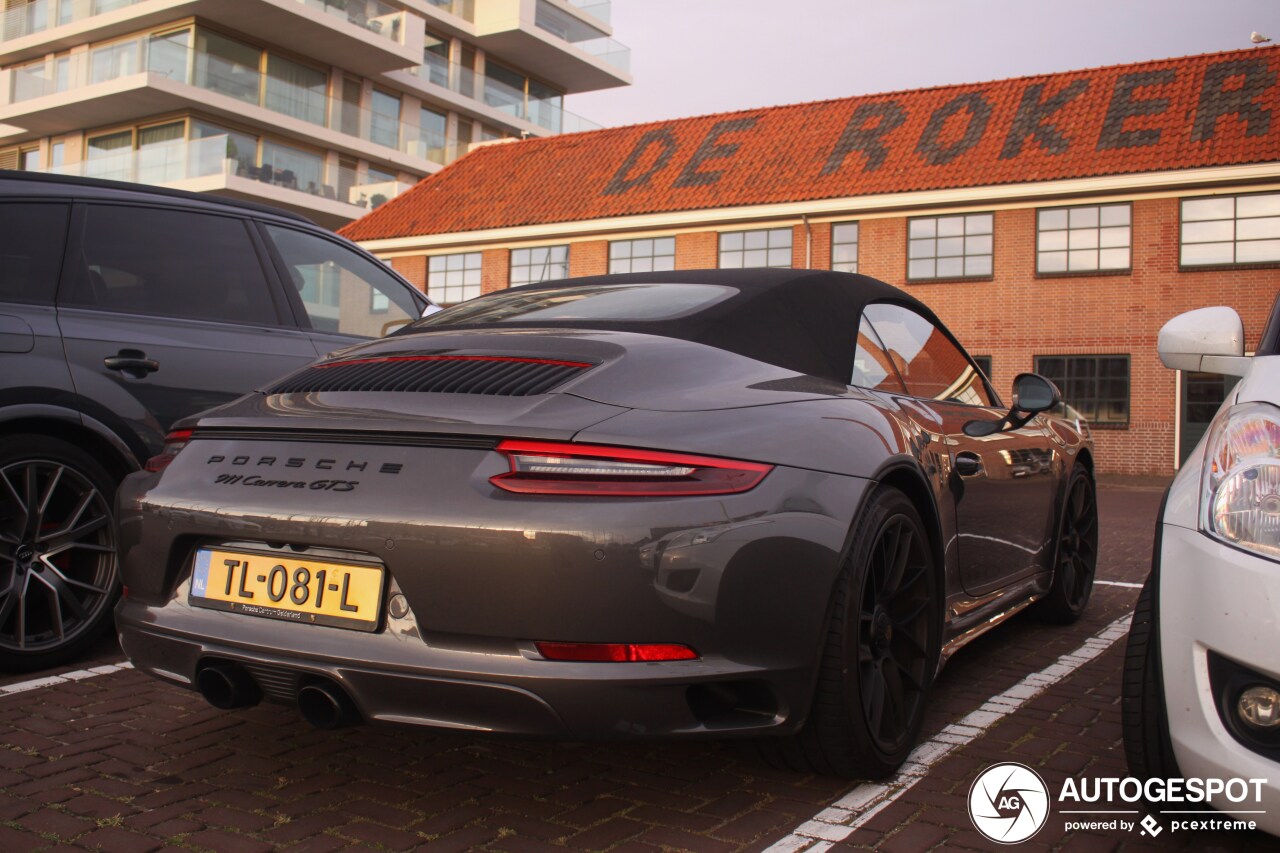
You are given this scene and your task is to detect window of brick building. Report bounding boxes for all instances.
[609,237,675,274]
[1181,192,1280,266]
[427,251,482,304]
[510,245,568,286]
[719,228,792,269]
[973,355,992,381]
[831,222,859,273]
[1037,203,1131,273]
[1034,355,1130,427]
[907,213,993,280]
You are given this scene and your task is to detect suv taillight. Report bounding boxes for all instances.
[144,429,194,473]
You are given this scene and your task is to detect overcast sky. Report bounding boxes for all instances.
[571,0,1279,128]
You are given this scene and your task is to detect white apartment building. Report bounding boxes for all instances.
[0,0,630,227]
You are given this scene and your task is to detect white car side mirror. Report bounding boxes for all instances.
[1157,306,1250,377]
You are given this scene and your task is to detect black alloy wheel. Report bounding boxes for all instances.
[857,513,934,757]
[0,436,119,671]
[1037,463,1098,623]
[758,486,939,778]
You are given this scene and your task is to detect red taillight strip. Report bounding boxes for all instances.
[490,440,772,497]
[313,355,593,369]
[497,440,770,472]
[534,642,699,662]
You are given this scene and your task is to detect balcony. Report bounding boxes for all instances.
[0,33,452,170]
[471,0,630,93]
[565,0,609,24]
[395,55,600,135]
[41,133,415,227]
[415,0,473,22]
[531,0,628,72]
[0,0,423,76]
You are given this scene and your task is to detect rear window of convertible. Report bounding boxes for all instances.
[415,283,737,326]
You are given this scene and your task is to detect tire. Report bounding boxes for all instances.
[1036,462,1098,624]
[1122,575,1181,781]
[758,486,940,778]
[0,435,121,672]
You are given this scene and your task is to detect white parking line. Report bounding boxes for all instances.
[763,612,1134,852]
[1096,580,1144,589]
[0,661,133,697]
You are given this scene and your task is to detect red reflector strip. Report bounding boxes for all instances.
[490,440,772,497]
[534,642,699,662]
[314,355,593,369]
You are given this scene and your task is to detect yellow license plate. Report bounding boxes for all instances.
[189,548,384,632]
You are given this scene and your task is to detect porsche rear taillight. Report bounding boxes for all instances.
[144,428,194,473]
[534,642,699,662]
[490,440,772,497]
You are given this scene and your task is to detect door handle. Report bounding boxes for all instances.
[955,451,984,477]
[104,350,159,378]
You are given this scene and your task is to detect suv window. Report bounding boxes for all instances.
[265,224,419,337]
[863,303,994,406]
[0,202,69,305]
[64,205,279,326]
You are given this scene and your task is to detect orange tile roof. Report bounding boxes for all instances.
[342,46,1280,242]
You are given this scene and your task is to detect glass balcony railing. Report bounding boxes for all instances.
[0,0,407,44]
[409,57,601,135]
[572,36,630,73]
[12,35,456,164]
[296,0,408,44]
[533,0,630,73]
[566,0,610,25]
[422,0,473,22]
[2,0,144,43]
[42,133,416,210]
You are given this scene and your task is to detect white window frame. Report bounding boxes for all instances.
[510,245,569,286]
[427,251,482,304]
[1037,203,1131,274]
[1181,192,1280,267]
[609,237,675,274]
[831,221,859,273]
[719,228,792,269]
[907,212,993,280]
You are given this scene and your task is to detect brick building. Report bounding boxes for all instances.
[342,46,1280,475]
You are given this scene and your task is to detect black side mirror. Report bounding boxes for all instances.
[1012,373,1061,414]
[964,373,1062,437]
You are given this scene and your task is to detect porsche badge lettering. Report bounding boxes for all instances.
[206,454,403,474]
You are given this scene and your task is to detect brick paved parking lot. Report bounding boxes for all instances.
[2,481,1279,852]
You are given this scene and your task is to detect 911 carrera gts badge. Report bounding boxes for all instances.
[214,474,358,491]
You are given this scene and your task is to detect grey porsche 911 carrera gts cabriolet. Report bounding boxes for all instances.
[114,269,1096,778]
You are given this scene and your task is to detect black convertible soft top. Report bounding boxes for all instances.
[412,269,943,385]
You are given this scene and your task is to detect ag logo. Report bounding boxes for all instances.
[968,762,1051,844]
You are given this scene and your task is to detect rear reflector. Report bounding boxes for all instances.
[490,440,771,497]
[143,428,194,473]
[534,642,699,662]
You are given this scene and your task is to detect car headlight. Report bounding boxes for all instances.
[1201,401,1280,560]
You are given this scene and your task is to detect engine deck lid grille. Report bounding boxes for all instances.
[267,354,595,397]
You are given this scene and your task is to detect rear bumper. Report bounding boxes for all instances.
[115,436,868,738]
[116,611,809,738]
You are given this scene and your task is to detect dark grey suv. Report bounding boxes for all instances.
[0,171,429,670]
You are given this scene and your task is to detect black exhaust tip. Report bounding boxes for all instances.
[196,663,262,710]
[297,680,361,729]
